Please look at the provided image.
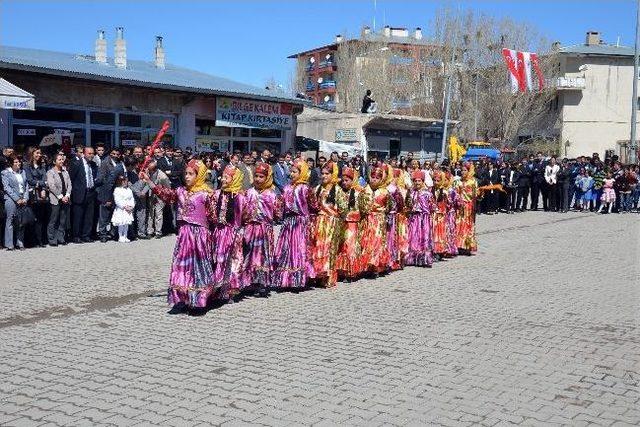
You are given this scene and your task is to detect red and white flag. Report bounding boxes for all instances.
[502,48,544,93]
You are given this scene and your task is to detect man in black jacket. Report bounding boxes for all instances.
[482,161,501,214]
[503,162,520,213]
[96,148,125,242]
[515,160,531,212]
[70,147,98,243]
[530,155,546,210]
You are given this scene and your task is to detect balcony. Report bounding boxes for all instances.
[392,99,412,109]
[305,63,315,71]
[553,76,586,90]
[319,100,336,110]
[389,55,414,65]
[319,80,337,89]
[317,59,336,71]
[305,82,316,91]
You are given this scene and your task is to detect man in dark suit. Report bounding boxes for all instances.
[273,154,290,195]
[530,155,545,210]
[96,147,125,242]
[482,161,500,214]
[70,147,98,243]
[516,160,531,212]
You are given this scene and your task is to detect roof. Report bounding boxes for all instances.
[289,33,436,58]
[558,43,634,57]
[0,77,34,98]
[0,45,303,104]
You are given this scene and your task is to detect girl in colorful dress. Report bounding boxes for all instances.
[272,158,315,290]
[141,159,215,313]
[111,175,135,243]
[360,165,391,275]
[336,167,367,281]
[406,170,435,267]
[309,162,347,288]
[208,165,246,302]
[242,162,282,296]
[394,168,410,268]
[444,170,460,257]
[598,171,616,214]
[386,166,406,271]
[455,162,478,254]
[432,170,449,259]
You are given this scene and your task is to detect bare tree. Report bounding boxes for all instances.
[430,8,559,145]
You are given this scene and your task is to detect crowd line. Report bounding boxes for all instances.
[2,144,637,314]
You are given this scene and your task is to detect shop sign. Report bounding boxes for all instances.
[121,139,139,147]
[216,97,293,130]
[196,135,230,153]
[335,128,357,142]
[17,128,36,136]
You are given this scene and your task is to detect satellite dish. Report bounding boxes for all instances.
[326,53,331,60]
[309,57,315,63]
[317,77,323,83]
[324,95,330,102]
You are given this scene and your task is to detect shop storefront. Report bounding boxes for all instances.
[10,105,176,153]
[0,44,302,154]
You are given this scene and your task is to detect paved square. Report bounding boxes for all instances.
[0,212,638,426]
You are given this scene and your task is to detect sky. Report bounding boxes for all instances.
[0,0,636,91]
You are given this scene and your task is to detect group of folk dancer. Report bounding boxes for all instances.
[139,157,479,314]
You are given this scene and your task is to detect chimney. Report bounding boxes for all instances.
[414,27,423,40]
[362,26,371,37]
[585,31,600,46]
[114,27,127,69]
[383,25,391,37]
[154,36,165,69]
[335,34,343,43]
[95,30,107,64]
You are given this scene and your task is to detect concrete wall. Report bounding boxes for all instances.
[559,55,638,158]
[297,108,369,148]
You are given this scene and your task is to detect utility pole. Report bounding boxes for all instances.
[630,0,640,164]
[440,31,458,162]
[473,73,479,140]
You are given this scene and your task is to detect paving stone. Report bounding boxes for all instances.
[0,212,636,426]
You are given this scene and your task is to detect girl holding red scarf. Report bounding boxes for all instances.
[336,167,367,280]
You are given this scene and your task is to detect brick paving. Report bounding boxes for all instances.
[0,212,638,426]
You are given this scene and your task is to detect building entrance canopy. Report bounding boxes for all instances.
[0,78,35,110]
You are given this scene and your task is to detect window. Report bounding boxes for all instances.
[252,128,282,138]
[120,114,142,127]
[13,107,85,123]
[233,128,250,137]
[12,125,85,154]
[90,111,115,125]
[141,115,174,131]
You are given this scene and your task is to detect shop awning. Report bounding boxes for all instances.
[0,78,35,110]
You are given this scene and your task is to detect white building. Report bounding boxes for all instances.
[553,31,637,160]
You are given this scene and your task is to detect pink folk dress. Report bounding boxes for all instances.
[208,190,246,301]
[406,188,435,267]
[241,187,282,290]
[272,183,314,289]
[152,186,215,308]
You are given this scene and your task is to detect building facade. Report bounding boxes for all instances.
[552,31,637,160]
[289,26,441,115]
[0,31,303,155]
[297,106,451,161]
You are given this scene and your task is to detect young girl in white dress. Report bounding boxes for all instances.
[111,175,135,243]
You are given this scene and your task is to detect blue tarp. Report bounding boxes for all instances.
[462,147,501,161]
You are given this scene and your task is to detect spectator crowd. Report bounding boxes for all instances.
[1,143,638,251]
